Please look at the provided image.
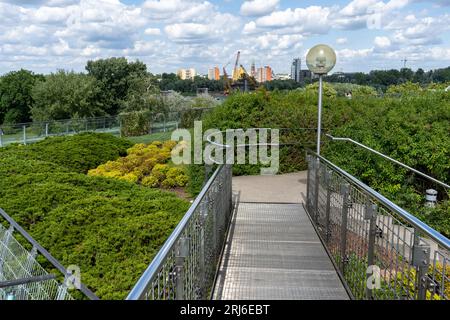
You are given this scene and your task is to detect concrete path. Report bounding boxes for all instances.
[232,171,307,203]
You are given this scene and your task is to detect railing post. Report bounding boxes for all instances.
[175,237,189,300]
[365,203,378,299]
[412,228,431,300]
[198,200,207,299]
[305,154,312,212]
[314,158,320,223]
[324,169,333,243]
[340,183,350,273]
[23,125,27,145]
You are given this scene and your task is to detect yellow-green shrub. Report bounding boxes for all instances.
[88,140,189,190]
[142,175,159,187]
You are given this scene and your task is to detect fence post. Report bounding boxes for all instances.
[175,237,189,300]
[412,228,431,300]
[313,158,321,223]
[324,169,333,243]
[198,198,208,299]
[45,123,49,137]
[340,183,350,273]
[23,125,27,145]
[305,154,311,212]
[0,132,3,148]
[365,203,378,299]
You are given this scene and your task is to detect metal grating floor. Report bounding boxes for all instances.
[213,202,349,300]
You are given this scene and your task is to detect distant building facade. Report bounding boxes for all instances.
[207,67,220,80]
[177,68,196,80]
[256,66,273,83]
[275,73,291,80]
[291,58,302,83]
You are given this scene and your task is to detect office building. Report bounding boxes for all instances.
[291,58,302,83]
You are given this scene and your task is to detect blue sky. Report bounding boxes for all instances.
[0,0,449,75]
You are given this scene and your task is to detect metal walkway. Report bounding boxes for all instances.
[213,202,349,300]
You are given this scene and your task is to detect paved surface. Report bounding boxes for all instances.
[213,200,349,300]
[232,172,308,203]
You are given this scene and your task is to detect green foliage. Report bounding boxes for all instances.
[0,133,189,299]
[0,69,43,124]
[86,57,149,115]
[158,73,224,93]
[331,83,378,98]
[203,90,450,235]
[305,82,337,98]
[88,140,189,190]
[31,70,105,121]
[119,110,152,137]
[0,133,132,173]
[386,81,423,96]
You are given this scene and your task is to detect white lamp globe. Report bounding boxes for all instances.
[306,44,336,75]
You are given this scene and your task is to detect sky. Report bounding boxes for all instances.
[0,0,449,75]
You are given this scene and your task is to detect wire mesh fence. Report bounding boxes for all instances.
[0,116,121,147]
[0,223,73,300]
[306,150,450,300]
[0,108,215,147]
[126,164,233,300]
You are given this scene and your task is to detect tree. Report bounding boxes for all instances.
[86,57,149,115]
[31,70,105,121]
[0,69,43,124]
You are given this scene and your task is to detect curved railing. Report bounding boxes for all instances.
[0,208,98,300]
[127,164,233,300]
[305,150,449,300]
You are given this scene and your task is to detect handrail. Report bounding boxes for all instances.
[0,208,99,300]
[126,164,225,300]
[308,150,450,251]
[325,134,450,190]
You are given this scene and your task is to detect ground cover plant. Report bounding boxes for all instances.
[0,133,190,299]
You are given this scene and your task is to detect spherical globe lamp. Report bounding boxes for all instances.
[306,44,336,75]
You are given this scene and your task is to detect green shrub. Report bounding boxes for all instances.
[0,134,190,299]
[0,132,132,173]
[202,90,449,235]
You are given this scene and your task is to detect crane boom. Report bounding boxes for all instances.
[232,51,241,81]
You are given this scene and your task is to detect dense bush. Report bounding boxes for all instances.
[0,133,132,173]
[88,140,189,189]
[202,89,450,235]
[0,133,189,299]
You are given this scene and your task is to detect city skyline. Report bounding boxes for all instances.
[0,0,449,75]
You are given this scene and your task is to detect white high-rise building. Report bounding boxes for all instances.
[177,68,196,80]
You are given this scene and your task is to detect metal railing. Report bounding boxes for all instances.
[0,208,98,300]
[325,134,450,190]
[305,150,449,300]
[126,164,233,300]
[0,116,121,147]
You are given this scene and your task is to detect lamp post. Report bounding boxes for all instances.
[306,44,336,156]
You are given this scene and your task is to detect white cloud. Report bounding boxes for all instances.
[336,37,348,44]
[253,6,332,35]
[0,0,449,74]
[240,0,279,17]
[144,28,161,36]
[374,36,391,48]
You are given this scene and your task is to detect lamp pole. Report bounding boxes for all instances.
[306,44,336,156]
[317,75,323,155]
